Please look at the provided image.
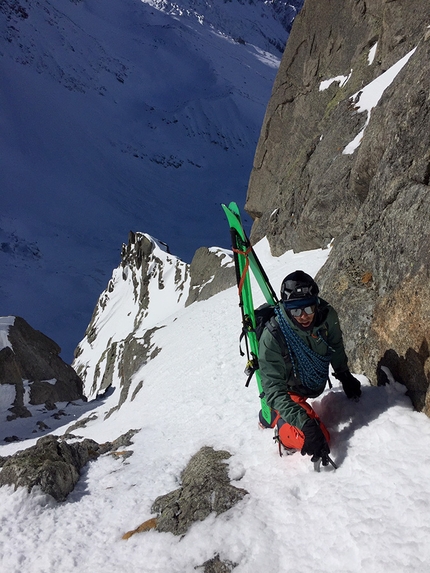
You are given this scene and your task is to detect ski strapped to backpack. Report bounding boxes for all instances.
[221,202,279,425]
[222,202,338,471]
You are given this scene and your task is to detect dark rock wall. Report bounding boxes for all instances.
[185,247,235,307]
[247,0,428,252]
[245,0,430,412]
[0,317,84,418]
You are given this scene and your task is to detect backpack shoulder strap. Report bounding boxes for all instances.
[265,316,290,360]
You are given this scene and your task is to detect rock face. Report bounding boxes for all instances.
[0,435,99,501]
[151,446,248,536]
[0,429,138,501]
[0,317,84,419]
[185,247,235,307]
[245,0,430,412]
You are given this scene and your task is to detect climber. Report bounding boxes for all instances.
[258,270,361,465]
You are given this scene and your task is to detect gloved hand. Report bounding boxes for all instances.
[301,418,330,462]
[335,370,362,400]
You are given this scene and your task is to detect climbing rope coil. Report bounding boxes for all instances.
[274,306,332,391]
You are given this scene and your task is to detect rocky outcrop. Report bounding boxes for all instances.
[0,429,139,501]
[73,233,188,405]
[0,435,100,501]
[245,0,430,412]
[151,447,248,536]
[74,233,236,410]
[185,247,235,306]
[121,448,244,570]
[196,554,238,573]
[246,0,429,253]
[316,39,430,410]
[0,317,84,419]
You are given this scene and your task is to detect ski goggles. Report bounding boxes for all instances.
[288,305,316,317]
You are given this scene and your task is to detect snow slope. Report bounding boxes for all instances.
[1,241,430,573]
[142,0,303,52]
[0,0,300,360]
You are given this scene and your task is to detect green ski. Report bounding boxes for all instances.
[223,202,339,471]
[222,201,279,425]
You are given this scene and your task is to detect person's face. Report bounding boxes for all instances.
[290,306,315,328]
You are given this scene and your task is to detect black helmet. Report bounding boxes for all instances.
[280,270,319,302]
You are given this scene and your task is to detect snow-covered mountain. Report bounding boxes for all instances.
[2,3,430,570]
[0,0,302,361]
[74,232,193,404]
[2,240,430,572]
[142,0,303,52]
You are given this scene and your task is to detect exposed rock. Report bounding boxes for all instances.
[0,429,139,501]
[74,233,236,412]
[317,25,430,412]
[245,0,430,413]
[185,247,236,307]
[196,554,238,573]
[73,233,187,404]
[65,413,99,435]
[0,346,28,418]
[3,436,20,444]
[0,435,100,501]
[246,0,429,254]
[106,428,140,452]
[151,446,248,536]
[0,317,84,419]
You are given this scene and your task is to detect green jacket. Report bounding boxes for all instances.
[258,298,348,430]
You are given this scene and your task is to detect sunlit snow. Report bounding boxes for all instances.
[343,47,417,155]
[368,42,378,65]
[0,317,14,351]
[319,71,352,91]
[1,241,430,572]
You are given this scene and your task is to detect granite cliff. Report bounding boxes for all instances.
[245,0,430,413]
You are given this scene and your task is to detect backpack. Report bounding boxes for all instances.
[254,303,291,348]
[254,303,278,341]
[241,303,289,386]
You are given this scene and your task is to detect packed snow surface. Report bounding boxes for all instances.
[1,242,430,572]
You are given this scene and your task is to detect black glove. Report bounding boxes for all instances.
[335,370,362,400]
[301,418,330,462]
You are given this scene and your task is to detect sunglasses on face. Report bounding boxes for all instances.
[289,305,316,317]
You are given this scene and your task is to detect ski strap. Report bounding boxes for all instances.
[232,245,252,295]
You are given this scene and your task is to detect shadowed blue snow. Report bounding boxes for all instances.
[0,0,302,360]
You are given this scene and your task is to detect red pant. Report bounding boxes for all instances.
[260,394,330,450]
